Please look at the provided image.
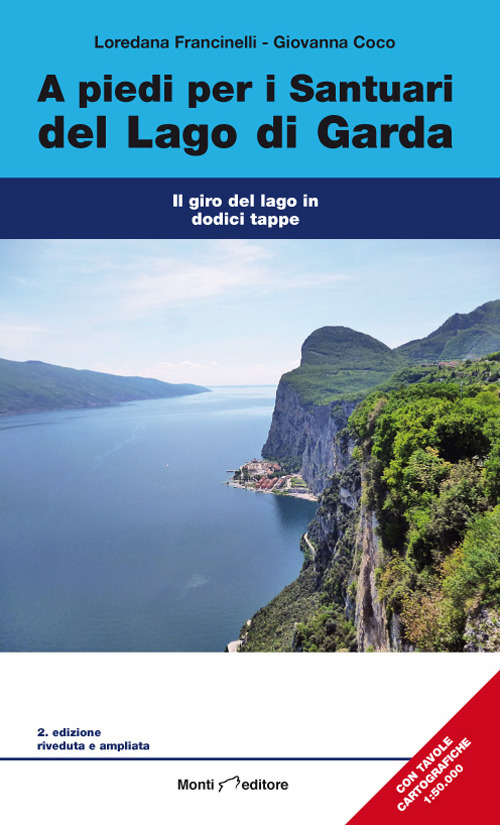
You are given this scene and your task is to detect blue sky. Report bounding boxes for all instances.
[0,239,498,386]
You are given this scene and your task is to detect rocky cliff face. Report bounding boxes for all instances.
[262,380,359,494]
[353,505,393,651]
[301,400,359,495]
[258,377,391,649]
[261,381,310,465]
[256,357,406,650]
[241,458,363,652]
[241,451,403,652]
[245,307,500,652]
[304,462,402,652]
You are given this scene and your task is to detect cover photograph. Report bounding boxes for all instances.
[0,1,499,823]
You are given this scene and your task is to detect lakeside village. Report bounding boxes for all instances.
[227,459,318,501]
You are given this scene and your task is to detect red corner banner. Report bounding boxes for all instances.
[347,670,500,824]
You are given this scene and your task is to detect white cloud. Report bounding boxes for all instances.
[90,357,284,387]
[116,260,266,313]
[4,240,354,323]
[211,239,273,264]
[0,323,46,353]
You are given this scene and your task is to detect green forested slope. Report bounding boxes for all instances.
[396,300,500,361]
[0,358,208,415]
[350,355,500,650]
[281,326,406,405]
[276,302,500,407]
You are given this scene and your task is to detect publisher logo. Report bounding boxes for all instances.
[177,774,289,792]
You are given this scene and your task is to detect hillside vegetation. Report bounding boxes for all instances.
[243,338,500,652]
[396,299,500,361]
[0,358,209,416]
[350,354,500,650]
[278,301,500,406]
[281,327,406,405]
[250,300,500,652]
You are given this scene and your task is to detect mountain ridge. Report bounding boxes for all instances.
[279,326,407,407]
[395,299,500,360]
[0,357,209,416]
[280,300,500,408]
[262,299,500,491]
[242,351,500,652]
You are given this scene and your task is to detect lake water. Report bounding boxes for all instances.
[0,387,316,651]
